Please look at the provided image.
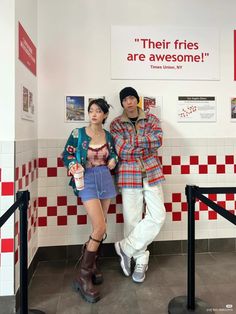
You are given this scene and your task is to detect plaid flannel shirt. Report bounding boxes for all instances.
[110,108,165,188]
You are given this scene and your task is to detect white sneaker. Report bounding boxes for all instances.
[132,263,148,283]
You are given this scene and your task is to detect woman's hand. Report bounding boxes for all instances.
[69,163,82,175]
[107,158,116,170]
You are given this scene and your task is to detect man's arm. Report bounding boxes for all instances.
[110,120,148,161]
[134,115,162,150]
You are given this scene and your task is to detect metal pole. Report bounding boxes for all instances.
[185,185,196,310]
[17,190,30,314]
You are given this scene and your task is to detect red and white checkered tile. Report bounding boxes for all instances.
[0,141,15,296]
[36,138,236,246]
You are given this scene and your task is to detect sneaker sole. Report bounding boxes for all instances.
[114,242,130,277]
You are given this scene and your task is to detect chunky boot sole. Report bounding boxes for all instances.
[92,273,103,285]
[73,280,100,303]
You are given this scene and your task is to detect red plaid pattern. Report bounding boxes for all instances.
[110,109,165,187]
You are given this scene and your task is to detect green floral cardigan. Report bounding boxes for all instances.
[62,126,118,194]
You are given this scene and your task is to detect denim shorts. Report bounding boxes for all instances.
[78,166,117,202]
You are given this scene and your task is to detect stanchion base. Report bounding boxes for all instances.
[168,296,214,314]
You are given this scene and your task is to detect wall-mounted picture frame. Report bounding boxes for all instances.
[21,85,34,121]
[65,95,85,122]
[138,95,163,120]
[231,97,236,122]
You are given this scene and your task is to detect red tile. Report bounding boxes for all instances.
[28,161,32,173]
[38,197,47,207]
[199,202,208,211]
[235,165,236,173]
[38,217,47,226]
[164,203,172,212]
[216,165,225,174]
[226,194,234,201]
[208,194,217,201]
[1,182,14,196]
[171,156,181,165]
[199,165,208,174]
[25,174,29,186]
[15,221,19,236]
[1,238,14,252]
[77,215,87,224]
[194,212,199,220]
[108,204,116,213]
[159,156,163,164]
[67,205,77,215]
[116,213,124,223]
[15,167,19,181]
[163,165,172,175]
[57,157,64,167]
[77,197,83,205]
[190,156,199,165]
[47,167,57,177]
[225,155,234,164]
[38,158,47,167]
[57,196,67,206]
[57,216,67,226]
[208,155,216,164]
[22,164,26,177]
[181,202,188,211]
[15,249,18,264]
[208,211,217,220]
[181,165,190,174]
[19,178,22,190]
[172,193,181,202]
[172,212,181,221]
[116,194,122,204]
[47,206,57,216]
[217,201,226,209]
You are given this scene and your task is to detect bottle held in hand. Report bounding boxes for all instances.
[73,165,84,190]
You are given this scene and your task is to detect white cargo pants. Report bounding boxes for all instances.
[120,179,166,264]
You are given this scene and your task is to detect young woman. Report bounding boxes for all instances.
[62,98,118,303]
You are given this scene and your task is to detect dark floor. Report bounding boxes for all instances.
[28,252,236,314]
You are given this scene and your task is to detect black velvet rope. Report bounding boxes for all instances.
[194,186,236,225]
[0,196,23,228]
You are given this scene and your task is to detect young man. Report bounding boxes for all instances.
[110,87,166,283]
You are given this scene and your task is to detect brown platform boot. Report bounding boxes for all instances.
[74,247,100,303]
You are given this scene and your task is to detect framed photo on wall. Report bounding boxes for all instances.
[138,95,163,120]
[231,97,236,122]
[65,95,85,122]
[21,85,35,121]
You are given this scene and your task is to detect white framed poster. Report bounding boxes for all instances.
[65,96,85,122]
[177,96,216,122]
[231,97,236,122]
[21,85,34,121]
[139,95,163,120]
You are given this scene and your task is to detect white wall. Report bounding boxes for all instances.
[0,0,15,141]
[38,0,236,139]
[15,0,38,141]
